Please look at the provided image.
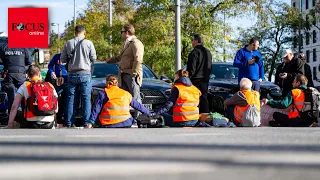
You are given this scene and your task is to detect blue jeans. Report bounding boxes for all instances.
[66,74,92,126]
[163,113,198,127]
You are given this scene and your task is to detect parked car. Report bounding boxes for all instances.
[90,62,172,111]
[208,62,282,113]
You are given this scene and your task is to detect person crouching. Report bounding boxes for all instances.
[86,75,151,128]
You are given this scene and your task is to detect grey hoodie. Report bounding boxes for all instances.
[60,37,96,74]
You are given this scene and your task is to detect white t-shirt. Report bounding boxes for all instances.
[17,82,58,122]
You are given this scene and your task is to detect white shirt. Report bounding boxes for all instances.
[124,35,136,47]
[17,82,58,122]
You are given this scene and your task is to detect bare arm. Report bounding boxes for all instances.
[7,93,23,128]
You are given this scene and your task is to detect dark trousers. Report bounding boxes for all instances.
[226,106,241,127]
[121,73,141,119]
[251,81,261,92]
[271,112,315,127]
[54,84,68,125]
[1,73,25,114]
[191,80,209,113]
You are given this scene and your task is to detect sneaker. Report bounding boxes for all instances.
[67,124,78,129]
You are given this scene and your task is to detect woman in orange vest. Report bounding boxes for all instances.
[224,78,260,127]
[86,75,151,128]
[263,75,317,127]
[151,69,201,127]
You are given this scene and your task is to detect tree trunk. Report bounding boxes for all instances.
[268,45,280,81]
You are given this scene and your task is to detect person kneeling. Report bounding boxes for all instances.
[224,78,261,127]
[151,69,201,127]
[7,65,58,129]
[86,75,150,128]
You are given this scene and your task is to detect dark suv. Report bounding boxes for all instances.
[208,62,282,113]
[91,62,171,111]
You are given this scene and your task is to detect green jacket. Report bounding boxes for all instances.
[267,85,307,109]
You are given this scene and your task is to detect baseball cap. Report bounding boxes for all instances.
[282,49,293,57]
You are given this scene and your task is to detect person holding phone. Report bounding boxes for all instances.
[233,38,264,92]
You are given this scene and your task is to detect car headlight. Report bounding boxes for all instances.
[209,86,232,93]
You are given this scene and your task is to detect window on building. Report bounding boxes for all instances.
[313,30,317,43]
[293,2,296,7]
[306,0,309,9]
[313,66,317,80]
[299,35,304,49]
[313,0,316,7]
[306,16,310,29]
[306,32,310,45]
[313,49,317,62]
[307,50,310,63]
[311,11,316,25]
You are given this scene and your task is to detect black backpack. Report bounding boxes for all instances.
[299,87,320,121]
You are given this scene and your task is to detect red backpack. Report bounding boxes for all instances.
[27,81,57,116]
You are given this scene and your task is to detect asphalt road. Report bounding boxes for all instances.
[1,127,320,180]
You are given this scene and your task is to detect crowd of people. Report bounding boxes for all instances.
[0,24,319,129]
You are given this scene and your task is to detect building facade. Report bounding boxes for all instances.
[292,0,320,87]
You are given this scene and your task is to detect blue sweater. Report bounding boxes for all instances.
[89,90,151,127]
[48,53,68,81]
[233,47,264,82]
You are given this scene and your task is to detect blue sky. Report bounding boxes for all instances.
[0,0,291,34]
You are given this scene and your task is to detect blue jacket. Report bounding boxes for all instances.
[89,89,151,127]
[233,46,264,82]
[154,77,193,115]
[48,53,68,81]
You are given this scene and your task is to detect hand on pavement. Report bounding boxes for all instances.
[258,79,262,82]
[85,123,93,129]
[261,98,268,105]
[51,72,57,79]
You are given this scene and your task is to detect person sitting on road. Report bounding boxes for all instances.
[86,75,151,128]
[224,78,261,127]
[262,75,318,127]
[7,65,58,129]
[151,69,201,127]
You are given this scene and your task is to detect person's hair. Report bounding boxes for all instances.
[27,65,41,77]
[249,37,259,45]
[123,24,135,35]
[294,74,308,85]
[192,34,203,44]
[106,74,118,86]
[75,25,85,34]
[175,69,189,78]
[239,78,252,90]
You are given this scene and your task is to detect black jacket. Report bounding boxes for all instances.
[274,62,286,88]
[284,56,304,83]
[303,63,314,87]
[187,45,212,82]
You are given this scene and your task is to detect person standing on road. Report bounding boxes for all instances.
[151,69,201,127]
[0,42,32,115]
[279,49,304,97]
[47,53,68,127]
[86,75,150,128]
[297,53,314,87]
[274,56,288,92]
[233,38,264,92]
[60,25,97,128]
[106,24,144,103]
[186,34,212,114]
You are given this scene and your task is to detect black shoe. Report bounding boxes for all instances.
[269,121,280,127]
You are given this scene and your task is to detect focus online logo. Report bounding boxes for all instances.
[11,22,45,35]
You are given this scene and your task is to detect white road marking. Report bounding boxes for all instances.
[65,135,118,138]
[0,135,47,139]
[174,133,228,136]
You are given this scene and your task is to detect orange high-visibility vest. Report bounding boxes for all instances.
[99,86,132,125]
[288,89,305,119]
[234,90,260,123]
[24,78,55,121]
[172,83,201,122]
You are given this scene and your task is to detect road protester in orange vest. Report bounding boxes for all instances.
[85,75,151,128]
[7,65,58,129]
[150,69,201,127]
[262,75,318,127]
[224,78,261,127]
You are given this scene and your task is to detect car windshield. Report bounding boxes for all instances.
[92,63,157,79]
[211,64,238,79]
